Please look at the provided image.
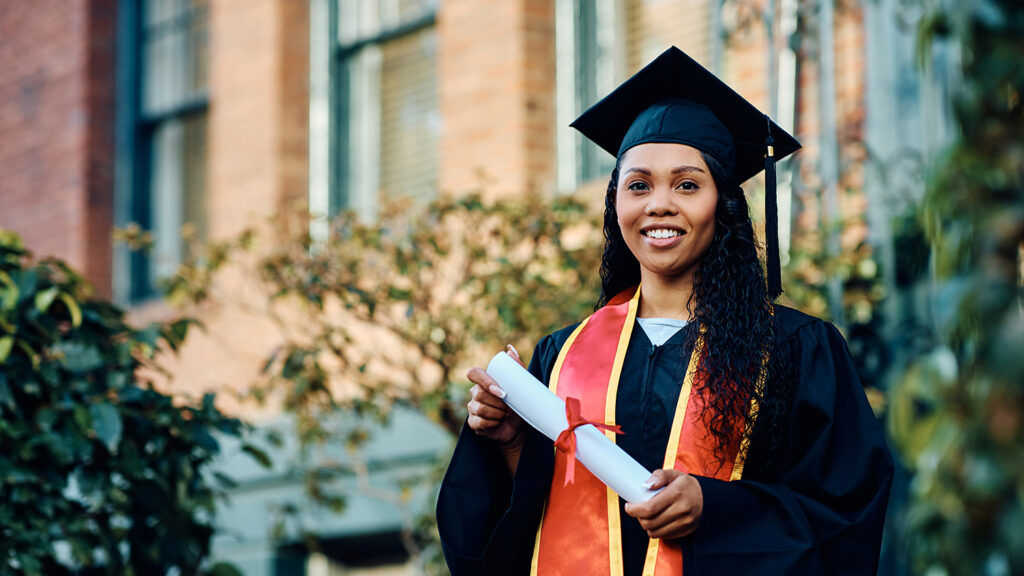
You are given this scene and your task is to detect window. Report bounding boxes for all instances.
[555,0,619,191]
[329,0,440,221]
[116,0,209,302]
[555,0,716,191]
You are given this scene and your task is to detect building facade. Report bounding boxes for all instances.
[1,0,954,573]
[2,0,880,304]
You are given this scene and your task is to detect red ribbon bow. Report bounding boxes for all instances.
[554,396,624,485]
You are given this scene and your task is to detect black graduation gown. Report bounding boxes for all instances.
[436,305,894,576]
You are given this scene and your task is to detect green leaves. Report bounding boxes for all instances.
[0,228,246,575]
[33,286,58,314]
[241,443,273,469]
[0,335,12,363]
[59,293,82,328]
[161,317,197,353]
[888,2,1024,574]
[146,191,603,573]
[54,341,104,373]
[0,270,19,311]
[89,402,123,453]
[207,562,245,576]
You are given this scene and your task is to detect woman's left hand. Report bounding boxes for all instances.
[623,469,703,540]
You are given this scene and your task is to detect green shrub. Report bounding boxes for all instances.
[0,229,245,576]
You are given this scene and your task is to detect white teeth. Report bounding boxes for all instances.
[644,229,682,239]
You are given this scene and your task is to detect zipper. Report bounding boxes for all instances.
[640,343,659,465]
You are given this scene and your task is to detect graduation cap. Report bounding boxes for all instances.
[571,46,800,299]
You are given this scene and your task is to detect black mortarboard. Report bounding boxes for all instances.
[571,46,801,299]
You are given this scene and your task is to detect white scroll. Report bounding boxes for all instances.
[486,352,661,503]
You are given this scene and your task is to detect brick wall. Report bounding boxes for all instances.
[207,0,280,238]
[0,0,117,297]
[155,0,310,404]
[277,0,310,216]
[205,0,307,240]
[438,0,557,198]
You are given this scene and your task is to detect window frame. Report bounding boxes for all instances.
[327,0,438,219]
[114,0,210,304]
[555,0,622,192]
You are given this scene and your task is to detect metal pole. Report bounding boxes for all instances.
[765,0,777,119]
[710,0,725,75]
[777,0,799,265]
[818,0,845,326]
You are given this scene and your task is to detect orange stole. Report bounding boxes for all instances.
[530,286,754,576]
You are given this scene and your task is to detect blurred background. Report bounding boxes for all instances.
[1,0,1020,575]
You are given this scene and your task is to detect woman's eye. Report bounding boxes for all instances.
[627,181,649,191]
[678,181,698,191]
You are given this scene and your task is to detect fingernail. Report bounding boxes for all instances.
[643,477,656,489]
[489,385,507,399]
[507,344,520,359]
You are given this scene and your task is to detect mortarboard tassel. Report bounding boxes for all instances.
[764,116,783,299]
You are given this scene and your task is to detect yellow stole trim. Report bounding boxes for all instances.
[605,290,640,576]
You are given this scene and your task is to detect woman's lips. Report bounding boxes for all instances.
[641,228,685,248]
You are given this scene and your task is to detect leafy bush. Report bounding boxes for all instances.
[163,193,604,439]
[0,230,244,576]
[887,2,1024,574]
[156,193,602,573]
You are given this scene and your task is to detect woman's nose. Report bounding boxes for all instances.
[644,188,678,216]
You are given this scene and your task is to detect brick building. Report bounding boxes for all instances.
[1,0,872,299]
[1,0,953,574]
[1,0,118,297]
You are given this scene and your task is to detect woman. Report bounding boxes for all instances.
[437,47,893,576]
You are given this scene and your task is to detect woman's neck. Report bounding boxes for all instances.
[637,270,695,321]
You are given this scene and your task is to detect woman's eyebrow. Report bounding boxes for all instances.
[672,165,707,174]
[622,165,706,176]
[622,167,651,176]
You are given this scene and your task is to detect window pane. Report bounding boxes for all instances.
[379,27,438,203]
[572,0,617,183]
[338,0,438,45]
[149,115,207,284]
[334,0,439,217]
[150,120,185,281]
[339,47,383,220]
[134,0,209,299]
[142,0,208,114]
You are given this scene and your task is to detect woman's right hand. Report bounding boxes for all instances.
[465,349,524,447]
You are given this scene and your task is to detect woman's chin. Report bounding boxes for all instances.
[638,262,698,282]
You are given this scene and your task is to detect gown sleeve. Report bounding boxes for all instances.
[435,337,559,576]
[690,319,894,575]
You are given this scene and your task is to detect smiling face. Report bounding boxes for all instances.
[616,143,718,286]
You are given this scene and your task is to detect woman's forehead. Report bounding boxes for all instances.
[619,143,710,171]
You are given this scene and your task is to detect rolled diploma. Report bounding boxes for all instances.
[486,351,661,503]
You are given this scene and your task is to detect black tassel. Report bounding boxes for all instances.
[764,116,783,300]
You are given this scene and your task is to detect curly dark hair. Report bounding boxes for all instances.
[596,151,791,475]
